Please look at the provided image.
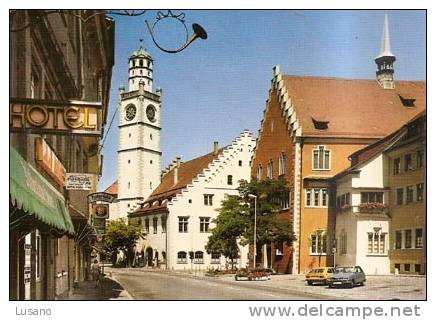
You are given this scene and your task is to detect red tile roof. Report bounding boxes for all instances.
[282,75,426,138]
[334,110,426,180]
[104,180,118,195]
[130,149,223,217]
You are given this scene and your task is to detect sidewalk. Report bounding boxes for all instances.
[60,276,132,300]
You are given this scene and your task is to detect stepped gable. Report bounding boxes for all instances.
[256,66,425,147]
[130,130,255,217]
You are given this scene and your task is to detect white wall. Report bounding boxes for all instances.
[141,131,255,270]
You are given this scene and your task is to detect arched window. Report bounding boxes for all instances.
[139,59,143,67]
[211,252,220,264]
[279,152,286,176]
[177,251,187,264]
[194,251,204,264]
[257,165,262,180]
[267,160,273,179]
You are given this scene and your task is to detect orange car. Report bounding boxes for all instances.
[305,267,334,285]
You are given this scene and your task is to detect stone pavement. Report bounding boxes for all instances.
[60,276,132,300]
[137,268,425,300]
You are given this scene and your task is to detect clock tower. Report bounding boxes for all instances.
[117,46,162,218]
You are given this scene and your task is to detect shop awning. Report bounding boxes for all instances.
[10,146,75,235]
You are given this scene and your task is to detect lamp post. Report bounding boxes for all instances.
[248,194,257,270]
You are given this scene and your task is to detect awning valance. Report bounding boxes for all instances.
[10,146,75,235]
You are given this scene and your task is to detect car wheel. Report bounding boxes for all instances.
[350,280,355,288]
[360,281,365,286]
[328,284,333,288]
[307,281,313,286]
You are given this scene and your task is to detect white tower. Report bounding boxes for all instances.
[117,46,162,218]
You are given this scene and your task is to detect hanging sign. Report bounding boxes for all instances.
[92,204,109,219]
[87,192,115,204]
[65,173,95,190]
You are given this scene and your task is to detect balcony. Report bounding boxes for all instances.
[356,202,389,215]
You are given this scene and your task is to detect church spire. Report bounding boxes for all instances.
[375,12,396,89]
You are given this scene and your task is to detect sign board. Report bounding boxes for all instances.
[93,217,106,235]
[87,192,115,204]
[35,138,66,187]
[10,98,102,136]
[65,173,94,190]
[92,204,109,219]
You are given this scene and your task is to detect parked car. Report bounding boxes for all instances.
[305,267,334,285]
[327,266,366,288]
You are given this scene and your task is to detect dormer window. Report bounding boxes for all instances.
[312,117,329,130]
[399,95,415,107]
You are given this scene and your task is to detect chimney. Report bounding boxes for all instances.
[213,141,219,155]
[173,157,181,185]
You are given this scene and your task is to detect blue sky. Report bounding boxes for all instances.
[98,10,426,191]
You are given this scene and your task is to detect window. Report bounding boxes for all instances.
[395,231,402,249]
[194,251,204,264]
[367,231,386,254]
[416,183,424,201]
[393,158,401,175]
[36,230,41,280]
[128,159,131,164]
[394,263,401,272]
[256,165,262,180]
[200,217,210,233]
[406,186,414,203]
[361,192,384,204]
[310,232,327,255]
[139,59,143,67]
[150,182,153,190]
[161,216,166,233]
[153,217,158,234]
[281,193,289,210]
[404,264,411,272]
[267,160,273,179]
[227,175,233,185]
[405,230,412,248]
[340,230,347,255]
[306,188,329,207]
[150,134,153,140]
[396,188,404,205]
[336,193,350,209]
[177,251,187,264]
[405,154,413,171]
[178,217,188,233]
[313,146,330,170]
[144,218,149,233]
[279,152,286,176]
[211,252,221,264]
[238,160,242,167]
[415,264,421,273]
[203,194,213,206]
[417,150,424,168]
[128,182,130,189]
[415,229,423,248]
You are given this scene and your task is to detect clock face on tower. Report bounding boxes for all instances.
[125,104,136,121]
[146,105,156,122]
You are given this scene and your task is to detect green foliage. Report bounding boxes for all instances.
[102,218,144,265]
[206,178,295,263]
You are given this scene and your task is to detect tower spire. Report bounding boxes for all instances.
[375,12,396,90]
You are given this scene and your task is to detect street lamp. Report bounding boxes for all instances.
[248,194,257,270]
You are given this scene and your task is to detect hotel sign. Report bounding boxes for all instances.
[10,98,102,136]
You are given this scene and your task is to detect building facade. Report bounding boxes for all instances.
[129,132,256,270]
[10,10,114,299]
[251,14,425,274]
[385,113,426,274]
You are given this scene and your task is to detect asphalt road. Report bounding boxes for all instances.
[109,268,323,300]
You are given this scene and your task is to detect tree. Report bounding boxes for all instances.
[102,218,144,266]
[206,178,295,269]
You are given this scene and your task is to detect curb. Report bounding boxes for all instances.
[108,274,134,300]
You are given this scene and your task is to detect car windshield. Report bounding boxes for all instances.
[334,267,355,273]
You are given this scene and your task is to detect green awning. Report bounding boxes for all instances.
[10,146,75,235]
